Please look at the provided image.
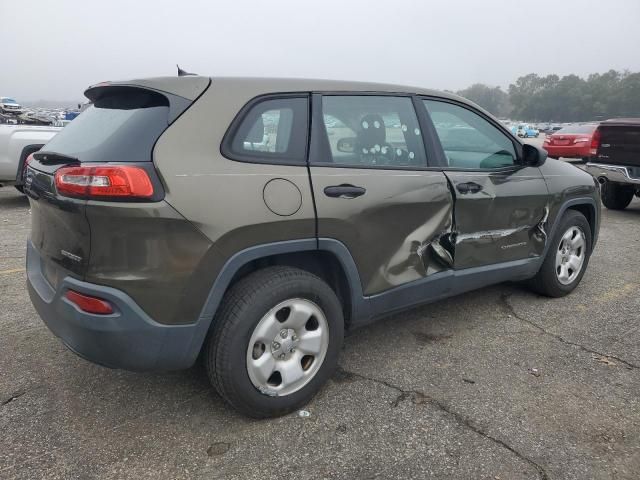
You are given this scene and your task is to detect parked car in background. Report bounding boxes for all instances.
[0,97,24,115]
[585,118,640,210]
[0,124,61,192]
[543,124,598,161]
[511,124,538,138]
[25,75,600,417]
[543,125,563,135]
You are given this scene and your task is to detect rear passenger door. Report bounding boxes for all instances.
[421,99,549,269]
[309,94,454,296]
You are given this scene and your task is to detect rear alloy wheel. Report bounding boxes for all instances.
[206,266,343,418]
[246,298,329,396]
[601,182,634,210]
[528,210,592,297]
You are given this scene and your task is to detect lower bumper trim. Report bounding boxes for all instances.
[27,241,202,371]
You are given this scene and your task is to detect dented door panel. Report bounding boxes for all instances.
[311,167,453,295]
[444,167,550,269]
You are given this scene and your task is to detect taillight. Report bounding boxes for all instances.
[65,290,114,314]
[54,165,154,199]
[590,129,601,156]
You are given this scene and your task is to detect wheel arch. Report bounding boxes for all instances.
[16,144,44,184]
[187,239,366,367]
[567,203,596,247]
[547,198,599,255]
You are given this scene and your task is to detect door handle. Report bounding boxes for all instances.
[456,182,483,194]
[324,184,366,199]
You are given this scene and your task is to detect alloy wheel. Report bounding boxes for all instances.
[246,298,329,396]
[555,226,586,285]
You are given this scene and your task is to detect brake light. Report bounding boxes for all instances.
[590,129,601,155]
[65,290,114,314]
[54,165,154,199]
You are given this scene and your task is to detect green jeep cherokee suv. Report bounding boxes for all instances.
[25,76,600,417]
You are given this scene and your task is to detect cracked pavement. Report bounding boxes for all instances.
[1,186,639,479]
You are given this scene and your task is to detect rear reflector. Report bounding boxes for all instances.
[23,153,34,177]
[590,128,601,156]
[65,290,114,314]
[55,165,154,199]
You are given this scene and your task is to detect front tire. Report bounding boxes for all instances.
[205,266,344,418]
[528,210,592,297]
[601,182,634,210]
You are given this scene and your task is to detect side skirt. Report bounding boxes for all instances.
[355,257,541,328]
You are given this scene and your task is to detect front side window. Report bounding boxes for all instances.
[423,100,517,169]
[318,96,426,168]
[227,96,308,163]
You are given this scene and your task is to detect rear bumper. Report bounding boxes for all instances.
[585,163,640,186]
[26,241,202,371]
[544,145,590,158]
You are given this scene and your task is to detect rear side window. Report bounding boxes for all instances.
[317,95,426,168]
[42,88,170,163]
[423,100,517,170]
[556,125,597,135]
[224,96,308,164]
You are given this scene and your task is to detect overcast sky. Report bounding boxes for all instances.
[2,0,640,102]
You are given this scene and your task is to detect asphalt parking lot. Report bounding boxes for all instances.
[1,167,639,479]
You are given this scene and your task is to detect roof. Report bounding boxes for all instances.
[601,118,640,126]
[209,76,462,99]
[85,75,477,107]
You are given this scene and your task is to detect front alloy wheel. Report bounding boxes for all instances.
[527,209,592,297]
[555,226,586,285]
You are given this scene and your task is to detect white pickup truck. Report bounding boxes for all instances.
[0,125,61,192]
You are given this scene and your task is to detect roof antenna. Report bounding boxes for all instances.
[177,64,196,77]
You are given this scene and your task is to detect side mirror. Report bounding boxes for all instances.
[336,137,356,154]
[522,143,547,167]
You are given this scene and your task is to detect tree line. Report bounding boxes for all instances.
[456,70,640,123]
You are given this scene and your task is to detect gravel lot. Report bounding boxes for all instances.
[1,170,639,479]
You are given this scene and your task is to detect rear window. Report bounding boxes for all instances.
[42,88,170,162]
[556,125,597,135]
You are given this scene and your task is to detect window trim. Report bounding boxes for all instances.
[220,93,310,166]
[417,95,525,173]
[309,92,431,171]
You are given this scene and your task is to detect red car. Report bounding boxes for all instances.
[543,124,599,160]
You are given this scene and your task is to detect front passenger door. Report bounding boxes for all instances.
[422,99,549,269]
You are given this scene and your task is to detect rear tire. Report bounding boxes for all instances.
[205,266,344,418]
[601,182,634,210]
[528,210,592,297]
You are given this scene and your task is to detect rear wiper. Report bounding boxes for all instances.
[33,151,79,164]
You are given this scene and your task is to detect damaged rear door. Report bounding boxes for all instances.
[422,99,549,269]
[310,94,453,295]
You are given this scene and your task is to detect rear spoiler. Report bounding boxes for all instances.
[85,76,210,102]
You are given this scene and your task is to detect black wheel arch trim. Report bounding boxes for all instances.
[16,144,44,184]
[544,197,599,256]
